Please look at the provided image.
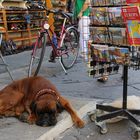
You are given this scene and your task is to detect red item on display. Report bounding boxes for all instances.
[122,6,140,46]
[126,0,140,4]
[121,6,140,21]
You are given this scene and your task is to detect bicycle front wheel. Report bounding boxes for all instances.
[60,27,79,69]
[28,33,46,77]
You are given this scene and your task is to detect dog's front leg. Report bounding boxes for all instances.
[59,96,85,128]
[25,105,37,124]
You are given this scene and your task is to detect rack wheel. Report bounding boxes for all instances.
[100,127,108,134]
[95,121,108,134]
[130,123,140,139]
[87,110,96,122]
[132,130,140,139]
[89,114,96,122]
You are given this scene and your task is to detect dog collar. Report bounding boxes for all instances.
[34,88,60,102]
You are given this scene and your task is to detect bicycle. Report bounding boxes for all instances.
[28,2,79,76]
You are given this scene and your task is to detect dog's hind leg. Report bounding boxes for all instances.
[59,96,85,128]
[0,91,24,116]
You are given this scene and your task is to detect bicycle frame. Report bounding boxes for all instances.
[32,16,68,58]
[45,17,68,57]
[0,33,2,45]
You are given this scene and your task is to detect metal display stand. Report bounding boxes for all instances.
[89,1,140,138]
[0,33,13,81]
[88,46,140,139]
[97,65,140,132]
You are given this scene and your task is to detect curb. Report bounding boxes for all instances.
[37,100,97,140]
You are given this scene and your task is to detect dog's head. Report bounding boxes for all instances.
[30,89,64,127]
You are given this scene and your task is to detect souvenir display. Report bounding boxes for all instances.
[109,27,128,45]
[91,0,106,6]
[90,27,109,44]
[89,1,140,138]
[122,6,140,46]
[91,0,126,6]
[90,5,128,46]
[111,0,126,5]
[126,0,140,4]
[90,8,109,25]
[108,7,124,26]
[89,44,130,77]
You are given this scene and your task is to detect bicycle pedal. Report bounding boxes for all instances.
[57,47,66,51]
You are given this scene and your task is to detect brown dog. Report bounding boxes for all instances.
[0,76,84,128]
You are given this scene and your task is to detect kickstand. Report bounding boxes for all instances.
[59,57,67,75]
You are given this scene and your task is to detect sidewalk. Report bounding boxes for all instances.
[0,50,140,140]
[0,96,97,140]
[0,50,97,140]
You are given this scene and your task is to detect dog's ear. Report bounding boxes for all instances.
[30,101,36,113]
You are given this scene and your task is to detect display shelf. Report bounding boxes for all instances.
[90,42,130,48]
[5,10,27,13]
[91,5,127,8]
[0,0,49,49]
[7,29,28,32]
[4,10,47,13]
[4,0,25,2]
[13,37,30,41]
[31,36,37,39]
[0,5,46,48]
[89,1,140,138]
[2,0,27,9]
[30,28,41,31]
[9,34,38,42]
[0,31,6,33]
[7,20,25,23]
[90,24,126,28]
[31,19,44,21]
[0,0,67,49]
[90,4,128,47]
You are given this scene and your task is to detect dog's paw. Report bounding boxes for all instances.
[27,115,36,124]
[75,119,85,128]
[19,112,28,123]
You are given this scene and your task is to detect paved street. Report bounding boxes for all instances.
[0,50,140,140]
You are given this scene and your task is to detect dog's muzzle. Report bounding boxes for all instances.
[36,113,57,127]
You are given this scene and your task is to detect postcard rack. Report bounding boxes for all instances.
[89,0,140,139]
[89,43,140,138]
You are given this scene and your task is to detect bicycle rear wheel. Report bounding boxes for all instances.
[28,33,46,76]
[60,27,79,69]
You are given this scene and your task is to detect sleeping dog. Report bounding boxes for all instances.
[0,76,84,127]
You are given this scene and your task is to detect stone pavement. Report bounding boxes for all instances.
[0,96,96,140]
[0,50,140,140]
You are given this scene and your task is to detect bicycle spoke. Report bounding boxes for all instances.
[28,35,46,76]
[60,27,79,69]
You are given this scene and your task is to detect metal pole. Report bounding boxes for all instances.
[122,64,128,109]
